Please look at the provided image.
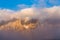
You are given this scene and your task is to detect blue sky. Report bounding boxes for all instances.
[0,0,60,10]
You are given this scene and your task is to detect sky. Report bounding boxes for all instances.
[1,0,60,39]
[0,0,60,10]
[0,0,60,21]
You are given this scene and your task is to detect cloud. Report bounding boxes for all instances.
[17,4,29,9]
[0,6,60,39]
[0,9,15,21]
[16,8,40,19]
[0,0,60,39]
[0,6,60,30]
[32,0,60,7]
[49,0,60,5]
[16,0,60,9]
[0,6,60,25]
[17,4,34,9]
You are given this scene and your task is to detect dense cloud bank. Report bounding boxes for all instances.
[0,6,60,23]
[0,6,60,40]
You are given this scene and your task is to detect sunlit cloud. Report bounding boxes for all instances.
[0,6,60,25]
[0,6,60,39]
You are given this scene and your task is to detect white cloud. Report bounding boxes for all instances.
[17,4,31,9]
[0,9,16,22]
[0,6,60,24]
[49,0,60,5]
